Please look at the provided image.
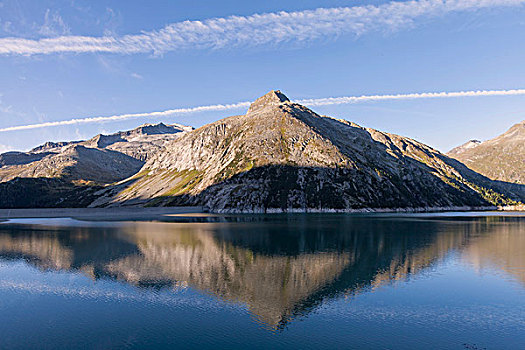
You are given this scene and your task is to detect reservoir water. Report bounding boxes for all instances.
[0,213,524,349]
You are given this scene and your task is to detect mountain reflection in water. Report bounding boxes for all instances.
[0,215,523,329]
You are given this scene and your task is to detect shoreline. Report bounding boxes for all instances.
[0,205,523,220]
[0,207,206,220]
[213,205,525,214]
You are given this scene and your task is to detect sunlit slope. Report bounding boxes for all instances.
[448,121,525,184]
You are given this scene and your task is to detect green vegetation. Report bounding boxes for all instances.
[214,150,255,183]
[118,169,152,196]
[162,169,204,196]
[279,116,290,159]
[466,181,520,206]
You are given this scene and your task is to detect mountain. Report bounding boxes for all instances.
[447,121,525,184]
[92,91,524,211]
[0,123,191,208]
[0,145,143,184]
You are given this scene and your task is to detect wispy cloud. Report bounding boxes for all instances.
[0,143,13,152]
[1,88,524,133]
[38,9,70,37]
[0,0,523,56]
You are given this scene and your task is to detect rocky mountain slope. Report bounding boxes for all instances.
[29,122,193,162]
[0,123,191,208]
[447,121,525,184]
[92,91,524,211]
[448,140,482,156]
[0,146,143,184]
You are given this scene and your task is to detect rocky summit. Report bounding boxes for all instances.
[89,91,524,212]
[448,121,525,185]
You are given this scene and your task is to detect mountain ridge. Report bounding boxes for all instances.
[1,91,523,211]
[0,122,192,208]
[91,91,524,211]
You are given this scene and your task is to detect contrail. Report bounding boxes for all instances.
[296,88,525,106]
[0,0,524,56]
[1,88,524,133]
[0,101,251,132]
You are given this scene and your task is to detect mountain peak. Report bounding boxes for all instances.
[447,139,482,156]
[505,120,525,136]
[448,119,524,184]
[247,90,290,114]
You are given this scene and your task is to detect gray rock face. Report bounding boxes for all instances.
[247,90,290,114]
[448,140,482,156]
[30,141,79,153]
[448,121,525,184]
[0,151,53,167]
[96,91,523,211]
[84,123,193,161]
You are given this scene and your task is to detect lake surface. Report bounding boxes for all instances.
[0,213,524,349]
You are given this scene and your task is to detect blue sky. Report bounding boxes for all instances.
[1,0,525,153]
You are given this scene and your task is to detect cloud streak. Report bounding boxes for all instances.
[1,88,524,133]
[296,88,525,106]
[0,0,524,56]
[0,101,252,132]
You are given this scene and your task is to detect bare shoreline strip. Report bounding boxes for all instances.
[0,207,206,221]
[0,205,523,221]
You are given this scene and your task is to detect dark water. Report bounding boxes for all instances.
[0,213,524,349]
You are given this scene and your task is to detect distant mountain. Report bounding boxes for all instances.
[448,140,482,156]
[92,91,524,211]
[0,123,191,208]
[30,122,193,162]
[448,121,525,184]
